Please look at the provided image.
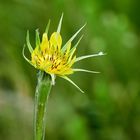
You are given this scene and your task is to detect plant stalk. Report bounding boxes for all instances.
[34,71,52,140]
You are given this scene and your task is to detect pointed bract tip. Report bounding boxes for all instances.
[60,76,85,93]
[98,52,107,56]
[45,19,51,34]
[57,13,64,33]
[26,30,33,53]
[61,13,64,18]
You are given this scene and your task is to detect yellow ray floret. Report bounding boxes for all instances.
[31,32,75,76]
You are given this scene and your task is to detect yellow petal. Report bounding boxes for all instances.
[42,33,48,42]
[31,51,38,65]
[50,32,62,50]
[40,33,49,53]
[68,48,76,63]
[68,56,76,67]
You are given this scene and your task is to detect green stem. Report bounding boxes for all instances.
[34,71,52,140]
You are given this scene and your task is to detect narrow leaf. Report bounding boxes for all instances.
[73,68,100,74]
[60,76,84,93]
[69,35,83,54]
[62,23,86,52]
[26,30,33,53]
[57,13,63,33]
[45,19,51,35]
[75,52,106,63]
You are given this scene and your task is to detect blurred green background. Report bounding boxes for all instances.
[0,0,140,140]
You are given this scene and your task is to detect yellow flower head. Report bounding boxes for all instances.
[23,14,105,93]
[31,32,76,76]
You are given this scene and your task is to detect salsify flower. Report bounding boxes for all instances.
[23,14,105,93]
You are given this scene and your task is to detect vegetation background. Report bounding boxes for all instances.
[0,0,140,140]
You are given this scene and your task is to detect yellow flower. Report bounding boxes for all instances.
[31,32,76,76]
[23,14,105,93]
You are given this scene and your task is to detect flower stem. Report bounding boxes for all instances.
[34,71,52,140]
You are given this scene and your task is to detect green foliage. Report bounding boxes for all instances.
[0,0,140,140]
